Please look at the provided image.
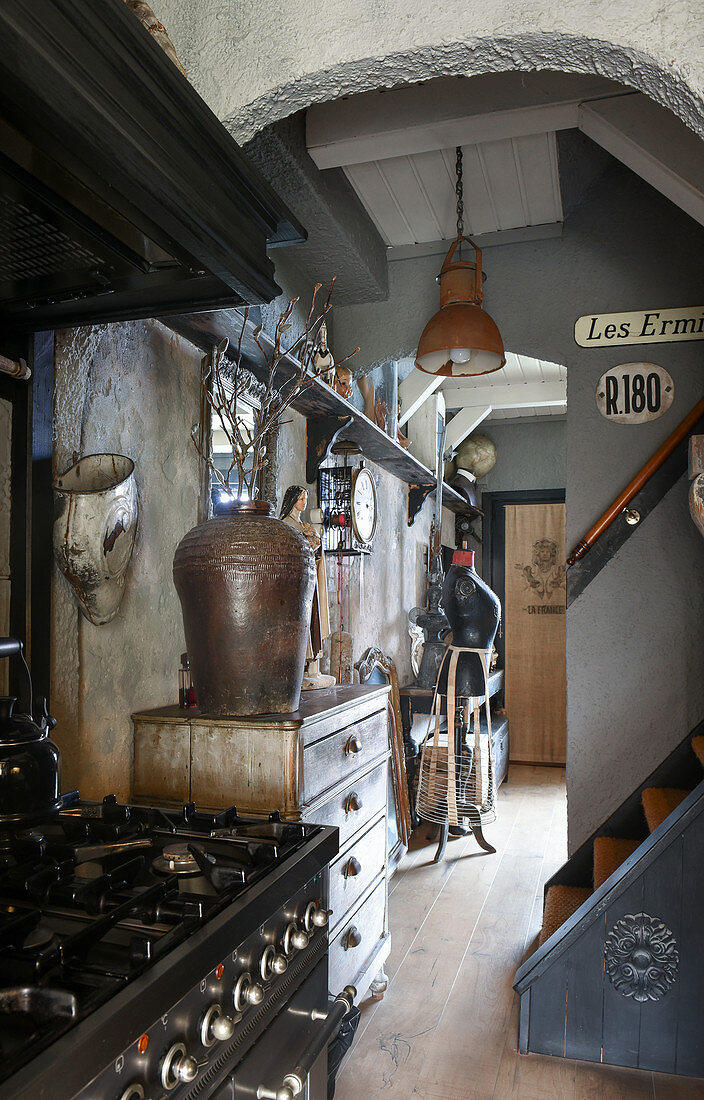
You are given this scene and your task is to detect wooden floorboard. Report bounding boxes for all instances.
[333,766,688,1100]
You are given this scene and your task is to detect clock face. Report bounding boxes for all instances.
[351,467,377,545]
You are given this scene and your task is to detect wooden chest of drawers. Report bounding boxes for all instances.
[132,685,392,1001]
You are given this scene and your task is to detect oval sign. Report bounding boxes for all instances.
[595,363,674,424]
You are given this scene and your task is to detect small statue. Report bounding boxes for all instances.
[313,322,336,388]
[280,486,336,690]
[397,399,411,449]
[333,364,353,399]
[374,397,388,432]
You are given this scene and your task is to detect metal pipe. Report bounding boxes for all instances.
[0,353,30,380]
[568,394,704,565]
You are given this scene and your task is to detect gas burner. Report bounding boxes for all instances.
[22,922,55,952]
[152,843,201,876]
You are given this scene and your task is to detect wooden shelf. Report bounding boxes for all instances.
[163,307,471,516]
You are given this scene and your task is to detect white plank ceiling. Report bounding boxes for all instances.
[344,133,563,246]
[441,352,566,421]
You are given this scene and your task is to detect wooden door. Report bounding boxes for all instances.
[504,502,566,764]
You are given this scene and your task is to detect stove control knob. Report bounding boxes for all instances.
[212,1011,236,1041]
[201,1003,236,1047]
[304,901,333,931]
[283,921,310,955]
[119,1086,145,1100]
[260,944,289,981]
[177,1055,199,1083]
[161,1042,199,1091]
[291,927,309,951]
[234,971,265,1012]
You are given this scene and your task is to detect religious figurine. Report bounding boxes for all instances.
[333,363,353,399]
[313,322,336,388]
[280,485,336,690]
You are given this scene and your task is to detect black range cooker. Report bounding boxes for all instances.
[0,794,346,1100]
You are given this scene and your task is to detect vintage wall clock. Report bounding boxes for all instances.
[351,464,378,546]
[317,460,378,554]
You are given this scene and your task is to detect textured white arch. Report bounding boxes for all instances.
[157,3,704,142]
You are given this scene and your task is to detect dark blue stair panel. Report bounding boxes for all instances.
[515,785,704,1078]
[675,808,704,1077]
[564,913,606,1061]
[636,836,683,1074]
[602,876,647,1071]
[524,956,569,1058]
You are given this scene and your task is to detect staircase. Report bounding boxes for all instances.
[514,724,704,1077]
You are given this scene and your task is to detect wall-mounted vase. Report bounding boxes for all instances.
[53,454,138,625]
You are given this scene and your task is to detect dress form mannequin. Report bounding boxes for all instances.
[280,486,335,690]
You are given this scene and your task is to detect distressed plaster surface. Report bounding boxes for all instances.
[52,321,202,799]
[479,420,566,495]
[243,113,387,305]
[335,160,704,851]
[157,3,704,146]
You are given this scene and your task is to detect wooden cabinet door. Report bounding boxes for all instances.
[504,502,566,764]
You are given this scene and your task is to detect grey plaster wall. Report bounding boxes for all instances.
[52,321,202,799]
[335,159,704,852]
[50,300,444,797]
[479,420,566,495]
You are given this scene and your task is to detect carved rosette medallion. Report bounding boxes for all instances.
[604,913,679,1002]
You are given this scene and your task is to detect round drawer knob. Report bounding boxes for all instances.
[177,1055,199,1083]
[343,925,362,950]
[233,972,264,1012]
[344,735,362,755]
[345,791,363,813]
[343,857,361,878]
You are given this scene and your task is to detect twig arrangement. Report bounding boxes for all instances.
[191,279,358,500]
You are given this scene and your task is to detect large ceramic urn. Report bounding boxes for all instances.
[173,500,315,716]
[438,549,501,697]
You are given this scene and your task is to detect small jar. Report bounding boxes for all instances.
[178,653,197,709]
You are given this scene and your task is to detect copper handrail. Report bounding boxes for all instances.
[567,394,704,566]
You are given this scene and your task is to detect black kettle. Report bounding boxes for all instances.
[0,638,61,826]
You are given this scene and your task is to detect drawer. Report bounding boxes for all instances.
[306,760,388,850]
[328,815,386,932]
[302,708,388,805]
[329,877,386,995]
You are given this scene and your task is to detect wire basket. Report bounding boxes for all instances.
[317,466,368,555]
[416,647,496,828]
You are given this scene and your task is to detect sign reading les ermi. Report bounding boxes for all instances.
[575,306,704,348]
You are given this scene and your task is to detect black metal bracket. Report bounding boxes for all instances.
[306,415,353,483]
[408,483,435,526]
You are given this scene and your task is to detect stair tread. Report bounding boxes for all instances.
[641,787,690,833]
[593,836,641,889]
[692,735,704,767]
[540,885,592,946]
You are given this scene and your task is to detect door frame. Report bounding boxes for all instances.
[483,488,565,674]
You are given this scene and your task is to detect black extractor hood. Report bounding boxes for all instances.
[0,0,305,333]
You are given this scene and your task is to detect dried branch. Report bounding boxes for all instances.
[190,280,357,500]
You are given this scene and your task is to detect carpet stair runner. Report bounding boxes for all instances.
[538,735,702,946]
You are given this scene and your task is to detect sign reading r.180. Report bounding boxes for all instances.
[595,363,674,424]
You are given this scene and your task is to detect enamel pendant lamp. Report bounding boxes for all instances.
[415,149,506,377]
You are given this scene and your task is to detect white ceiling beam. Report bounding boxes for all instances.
[442,380,566,410]
[444,406,492,455]
[579,95,704,228]
[398,368,443,427]
[307,72,622,169]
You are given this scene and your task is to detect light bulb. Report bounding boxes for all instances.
[449,348,472,364]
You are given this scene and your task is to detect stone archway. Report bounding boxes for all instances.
[226,32,704,143]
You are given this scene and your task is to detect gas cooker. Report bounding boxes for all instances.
[0,794,339,1099]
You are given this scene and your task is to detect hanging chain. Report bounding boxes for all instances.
[455,145,464,238]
